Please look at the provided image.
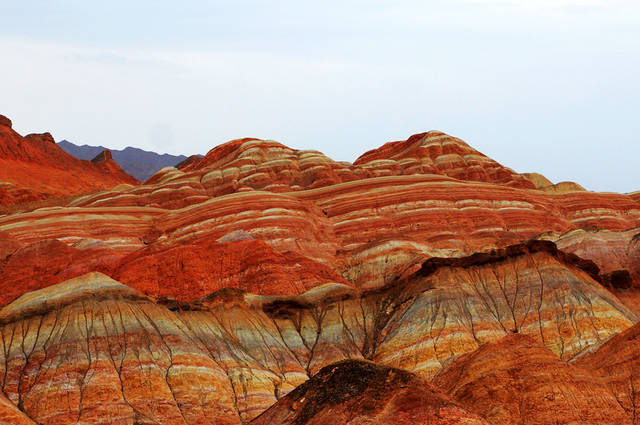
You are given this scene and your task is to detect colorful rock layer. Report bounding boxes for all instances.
[0,116,639,424]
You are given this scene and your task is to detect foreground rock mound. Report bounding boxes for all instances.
[434,334,630,425]
[250,360,490,425]
[575,321,640,421]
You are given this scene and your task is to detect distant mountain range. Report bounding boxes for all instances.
[58,140,194,181]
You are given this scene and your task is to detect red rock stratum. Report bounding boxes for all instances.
[0,115,639,424]
[0,115,137,209]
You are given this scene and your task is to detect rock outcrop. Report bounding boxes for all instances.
[250,360,490,425]
[354,131,536,188]
[434,334,630,425]
[574,320,640,422]
[0,115,12,129]
[538,228,640,313]
[90,149,113,163]
[522,172,586,193]
[0,115,137,209]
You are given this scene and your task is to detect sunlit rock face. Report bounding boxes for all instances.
[1,122,640,424]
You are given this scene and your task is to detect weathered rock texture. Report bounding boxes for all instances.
[1,120,639,424]
[434,334,630,425]
[538,228,640,313]
[250,360,491,425]
[574,320,640,422]
[0,242,636,424]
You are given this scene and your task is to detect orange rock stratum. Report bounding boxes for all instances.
[0,113,639,424]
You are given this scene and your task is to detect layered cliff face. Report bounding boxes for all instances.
[1,121,640,424]
[0,115,137,209]
[0,273,242,425]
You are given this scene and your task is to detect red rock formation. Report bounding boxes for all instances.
[354,131,535,188]
[434,334,630,425]
[0,115,11,129]
[0,240,636,424]
[0,238,118,305]
[0,121,639,424]
[0,115,137,207]
[250,360,491,425]
[175,154,203,170]
[0,393,35,425]
[0,273,242,425]
[574,321,640,422]
[2,169,638,297]
[112,237,348,299]
[0,235,347,306]
[368,241,635,375]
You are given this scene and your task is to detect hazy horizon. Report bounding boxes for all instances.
[1,1,639,192]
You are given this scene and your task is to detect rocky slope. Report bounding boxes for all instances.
[574,320,640,422]
[0,121,639,424]
[58,140,194,182]
[434,334,630,425]
[0,115,137,209]
[250,360,491,425]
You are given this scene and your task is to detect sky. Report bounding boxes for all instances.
[1,0,639,192]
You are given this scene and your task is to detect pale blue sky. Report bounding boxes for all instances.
[1,1,639,192]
